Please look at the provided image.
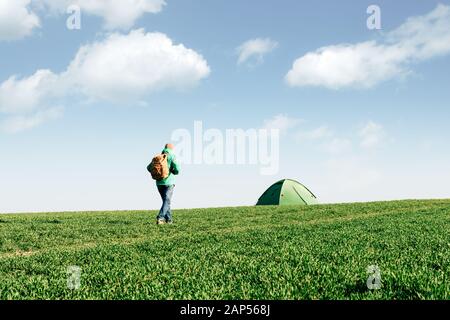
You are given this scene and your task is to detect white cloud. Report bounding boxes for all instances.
[296,121,387,155]
[38,0,166,30]
[0,69,63,133]
[0,0,165,38]
[0,29,210,132]
[322,156,382,195]
[387,4,450,60]
[0,0,40,40]
[286,41,408,89]
[359,121,386,149]
[1,107,62,133]
[263,114,301,134]
[294,121,388,201]
[296,125,352,155]
[296,125,333,142]
[322,137,353,155]
[286,4,450,89]
[236,38,278,65]
[64,29,211,102]
[0,69,60,114]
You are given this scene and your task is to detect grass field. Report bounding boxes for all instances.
[0,199,449,300]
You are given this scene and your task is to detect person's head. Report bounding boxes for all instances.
[165,143,174,150]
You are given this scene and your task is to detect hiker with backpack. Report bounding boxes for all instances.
[147,143,180,225]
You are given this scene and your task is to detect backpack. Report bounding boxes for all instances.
[149,153,170,181]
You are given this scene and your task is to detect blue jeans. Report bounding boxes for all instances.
[157,185,174,222]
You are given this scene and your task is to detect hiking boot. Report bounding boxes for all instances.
[156,219,166,225]
[166,220,174,225]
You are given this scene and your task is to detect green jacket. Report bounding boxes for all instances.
[147,148,180,186]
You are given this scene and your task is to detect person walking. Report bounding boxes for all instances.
[147,143,180,225]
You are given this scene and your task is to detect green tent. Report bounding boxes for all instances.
[256,179,319,206]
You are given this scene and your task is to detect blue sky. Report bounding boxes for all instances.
[1,0,450,213]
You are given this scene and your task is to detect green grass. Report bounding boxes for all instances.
[0,199,449,300]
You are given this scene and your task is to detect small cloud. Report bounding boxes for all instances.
[1,107,62,133]
[0,69,60,114]
[324,156,382,192]
[322,137,353,155]
[236,38,278,65]
[0,69,63,132]
[263,114,301,135]
[295,124,350,154]
[359,121,386,149]
[297,125,333,142]
[296,121,386,154]
[0,0,40,41]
